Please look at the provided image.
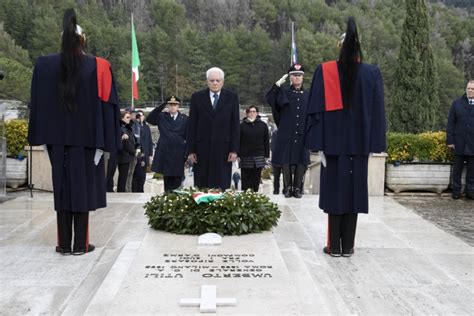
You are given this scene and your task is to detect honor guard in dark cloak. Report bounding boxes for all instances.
[147,96,189,192]
[187,67,240,190]
[27,9,121,255]
[306,17,386,257]
[266,64,310,198]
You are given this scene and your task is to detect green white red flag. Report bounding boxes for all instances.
[131,17,140,100]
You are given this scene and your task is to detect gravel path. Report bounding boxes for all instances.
[393,196,474,246]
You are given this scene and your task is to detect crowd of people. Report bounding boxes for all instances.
[27,8,471,259]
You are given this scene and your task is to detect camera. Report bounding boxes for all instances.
[136,113,142,119]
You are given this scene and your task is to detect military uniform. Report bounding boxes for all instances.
[266,64,310,198]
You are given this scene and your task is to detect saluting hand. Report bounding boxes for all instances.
[447,144,455,149]
[275,74,288,87]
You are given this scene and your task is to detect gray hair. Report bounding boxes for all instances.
[206,67,225,80]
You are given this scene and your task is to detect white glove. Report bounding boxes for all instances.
[135,148,141,157]
[275,74,288,87]
[94,149,104,166]
[318,151,326,167]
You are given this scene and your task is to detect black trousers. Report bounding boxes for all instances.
[241,168,263,192]
[327,214,358,252]
[106,154,117,192]
[273,166,282,193]
[132,157,146,193]
[164,176,182,192]
[282,164,306,191]
[117,163,130,192]
[57,211,89,250]
[452,155,474,195]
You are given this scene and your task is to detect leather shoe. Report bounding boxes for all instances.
[342,248,354,257]
[283,187,293,198]
[55,246,72,255]
[293,188,303,198]
[465,194,474,200]
[273,190,279,195]
[323,246,341,257]
[452,193,460,199]
[73,244,96,256]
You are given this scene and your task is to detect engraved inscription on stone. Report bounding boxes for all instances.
[144,253,274,279]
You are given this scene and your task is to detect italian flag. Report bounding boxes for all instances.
[192,192,223,205]
[131,16,140,100]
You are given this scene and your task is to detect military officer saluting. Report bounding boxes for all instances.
[147,96,189,192]
[266,64,310,198]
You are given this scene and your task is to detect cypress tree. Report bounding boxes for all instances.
[390,0,439,133]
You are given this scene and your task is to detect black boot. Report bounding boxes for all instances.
[283,187,293,198]
[292,165,307,198]
[282,165,292,198]
[293,188,303,198]
[73,244,96,256]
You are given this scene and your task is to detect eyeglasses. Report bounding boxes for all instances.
[248,110,257,113]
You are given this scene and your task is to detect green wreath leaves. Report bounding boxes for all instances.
[144,188,281,235]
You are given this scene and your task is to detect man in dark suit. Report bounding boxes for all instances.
[187,67,240,190]
[447,80,474,200]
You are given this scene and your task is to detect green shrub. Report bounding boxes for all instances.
[386,131,453,163]
[5,119,28,158]
[153,173,163,179]
[144,188,281,235]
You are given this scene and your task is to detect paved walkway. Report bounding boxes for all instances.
[0,192,472,315]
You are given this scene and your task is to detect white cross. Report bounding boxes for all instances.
[179,285,237,313]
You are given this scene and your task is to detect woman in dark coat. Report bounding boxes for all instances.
[27,9,121,255]
[117,111,136,192]
[306,17,386,257]
[147,96,189,192]
[239,106,270,192]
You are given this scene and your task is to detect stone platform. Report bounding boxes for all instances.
[0,193,472,315]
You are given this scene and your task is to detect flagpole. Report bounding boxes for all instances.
[131,13,134,110]
[291,21,294,66]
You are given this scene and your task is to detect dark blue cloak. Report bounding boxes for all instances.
[28,54,121,212]
[306,62,386,214]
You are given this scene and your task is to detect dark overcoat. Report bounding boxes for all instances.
[306,62,386,215]
[446,95,474,156]
[187,88,240,190]
[117,122,136,164]
[139,122,153,166]
[239,117,270,169]
[147,105,188,177]
[266,85,310,166]
[28,54,121,212]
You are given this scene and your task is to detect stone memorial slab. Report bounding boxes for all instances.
[179,285,237,313]
[198,232,222,246]
[85,230,299,315]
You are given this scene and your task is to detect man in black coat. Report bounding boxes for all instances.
[147,96,189,192]
[266,64,310,198]
[187,67,240,190]
[447,80,474,199]
[132,110,153,192]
